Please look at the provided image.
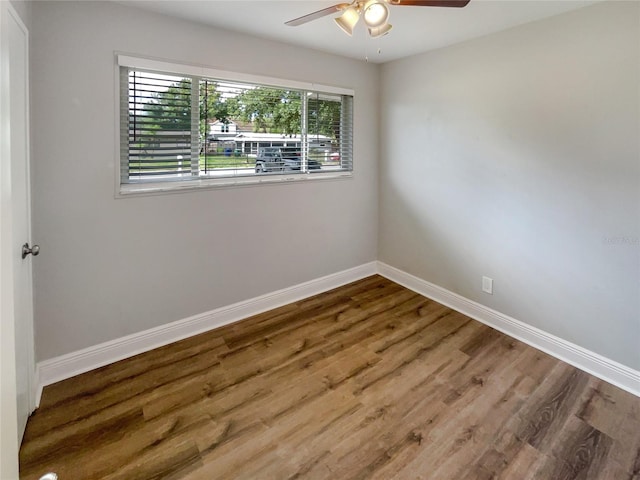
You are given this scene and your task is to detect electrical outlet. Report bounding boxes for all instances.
[482,276,493,295]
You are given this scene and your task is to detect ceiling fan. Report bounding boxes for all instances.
[285,0,471,38]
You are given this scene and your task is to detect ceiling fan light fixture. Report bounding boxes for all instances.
[362,0,389,28]
[368,22,393,38]
[335,6,360,36]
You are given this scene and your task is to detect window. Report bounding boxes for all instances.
[118,56,354,194]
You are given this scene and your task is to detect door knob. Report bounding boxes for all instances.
[22,242,40,259]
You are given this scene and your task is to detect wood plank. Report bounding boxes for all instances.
[19,276,640,480]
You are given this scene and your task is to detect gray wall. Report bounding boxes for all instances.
[31,0,640,373]
[31,1,379,360]
[379,1,640,369]
[9,0,30,30]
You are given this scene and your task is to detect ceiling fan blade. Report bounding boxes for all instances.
[285,3,352,27]
[389,0,471,7]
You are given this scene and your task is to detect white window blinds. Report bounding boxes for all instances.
[119,58,354,191]
[121,70,199,182]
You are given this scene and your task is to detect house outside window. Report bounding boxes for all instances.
[118,55,354,195]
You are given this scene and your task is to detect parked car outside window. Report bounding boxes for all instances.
[255,147,322,173]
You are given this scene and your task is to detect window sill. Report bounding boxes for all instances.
[117,170,353,197]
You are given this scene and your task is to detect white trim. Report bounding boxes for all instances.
[377,262,640,398]
[116,54,355,96]
[35,262,377,405]
[0,3,20,476]
[118,170,353,197]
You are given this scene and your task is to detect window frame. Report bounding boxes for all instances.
[115,55,354,197]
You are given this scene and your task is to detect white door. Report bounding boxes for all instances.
[7,2,35,444]
[0,4,24,477]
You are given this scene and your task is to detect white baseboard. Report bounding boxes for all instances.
[35,262,378,405]
[377,261,640,398]
[35,260,639,406]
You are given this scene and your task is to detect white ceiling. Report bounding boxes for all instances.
[120,0,598,63]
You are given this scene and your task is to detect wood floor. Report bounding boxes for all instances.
[20,276,640,480]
